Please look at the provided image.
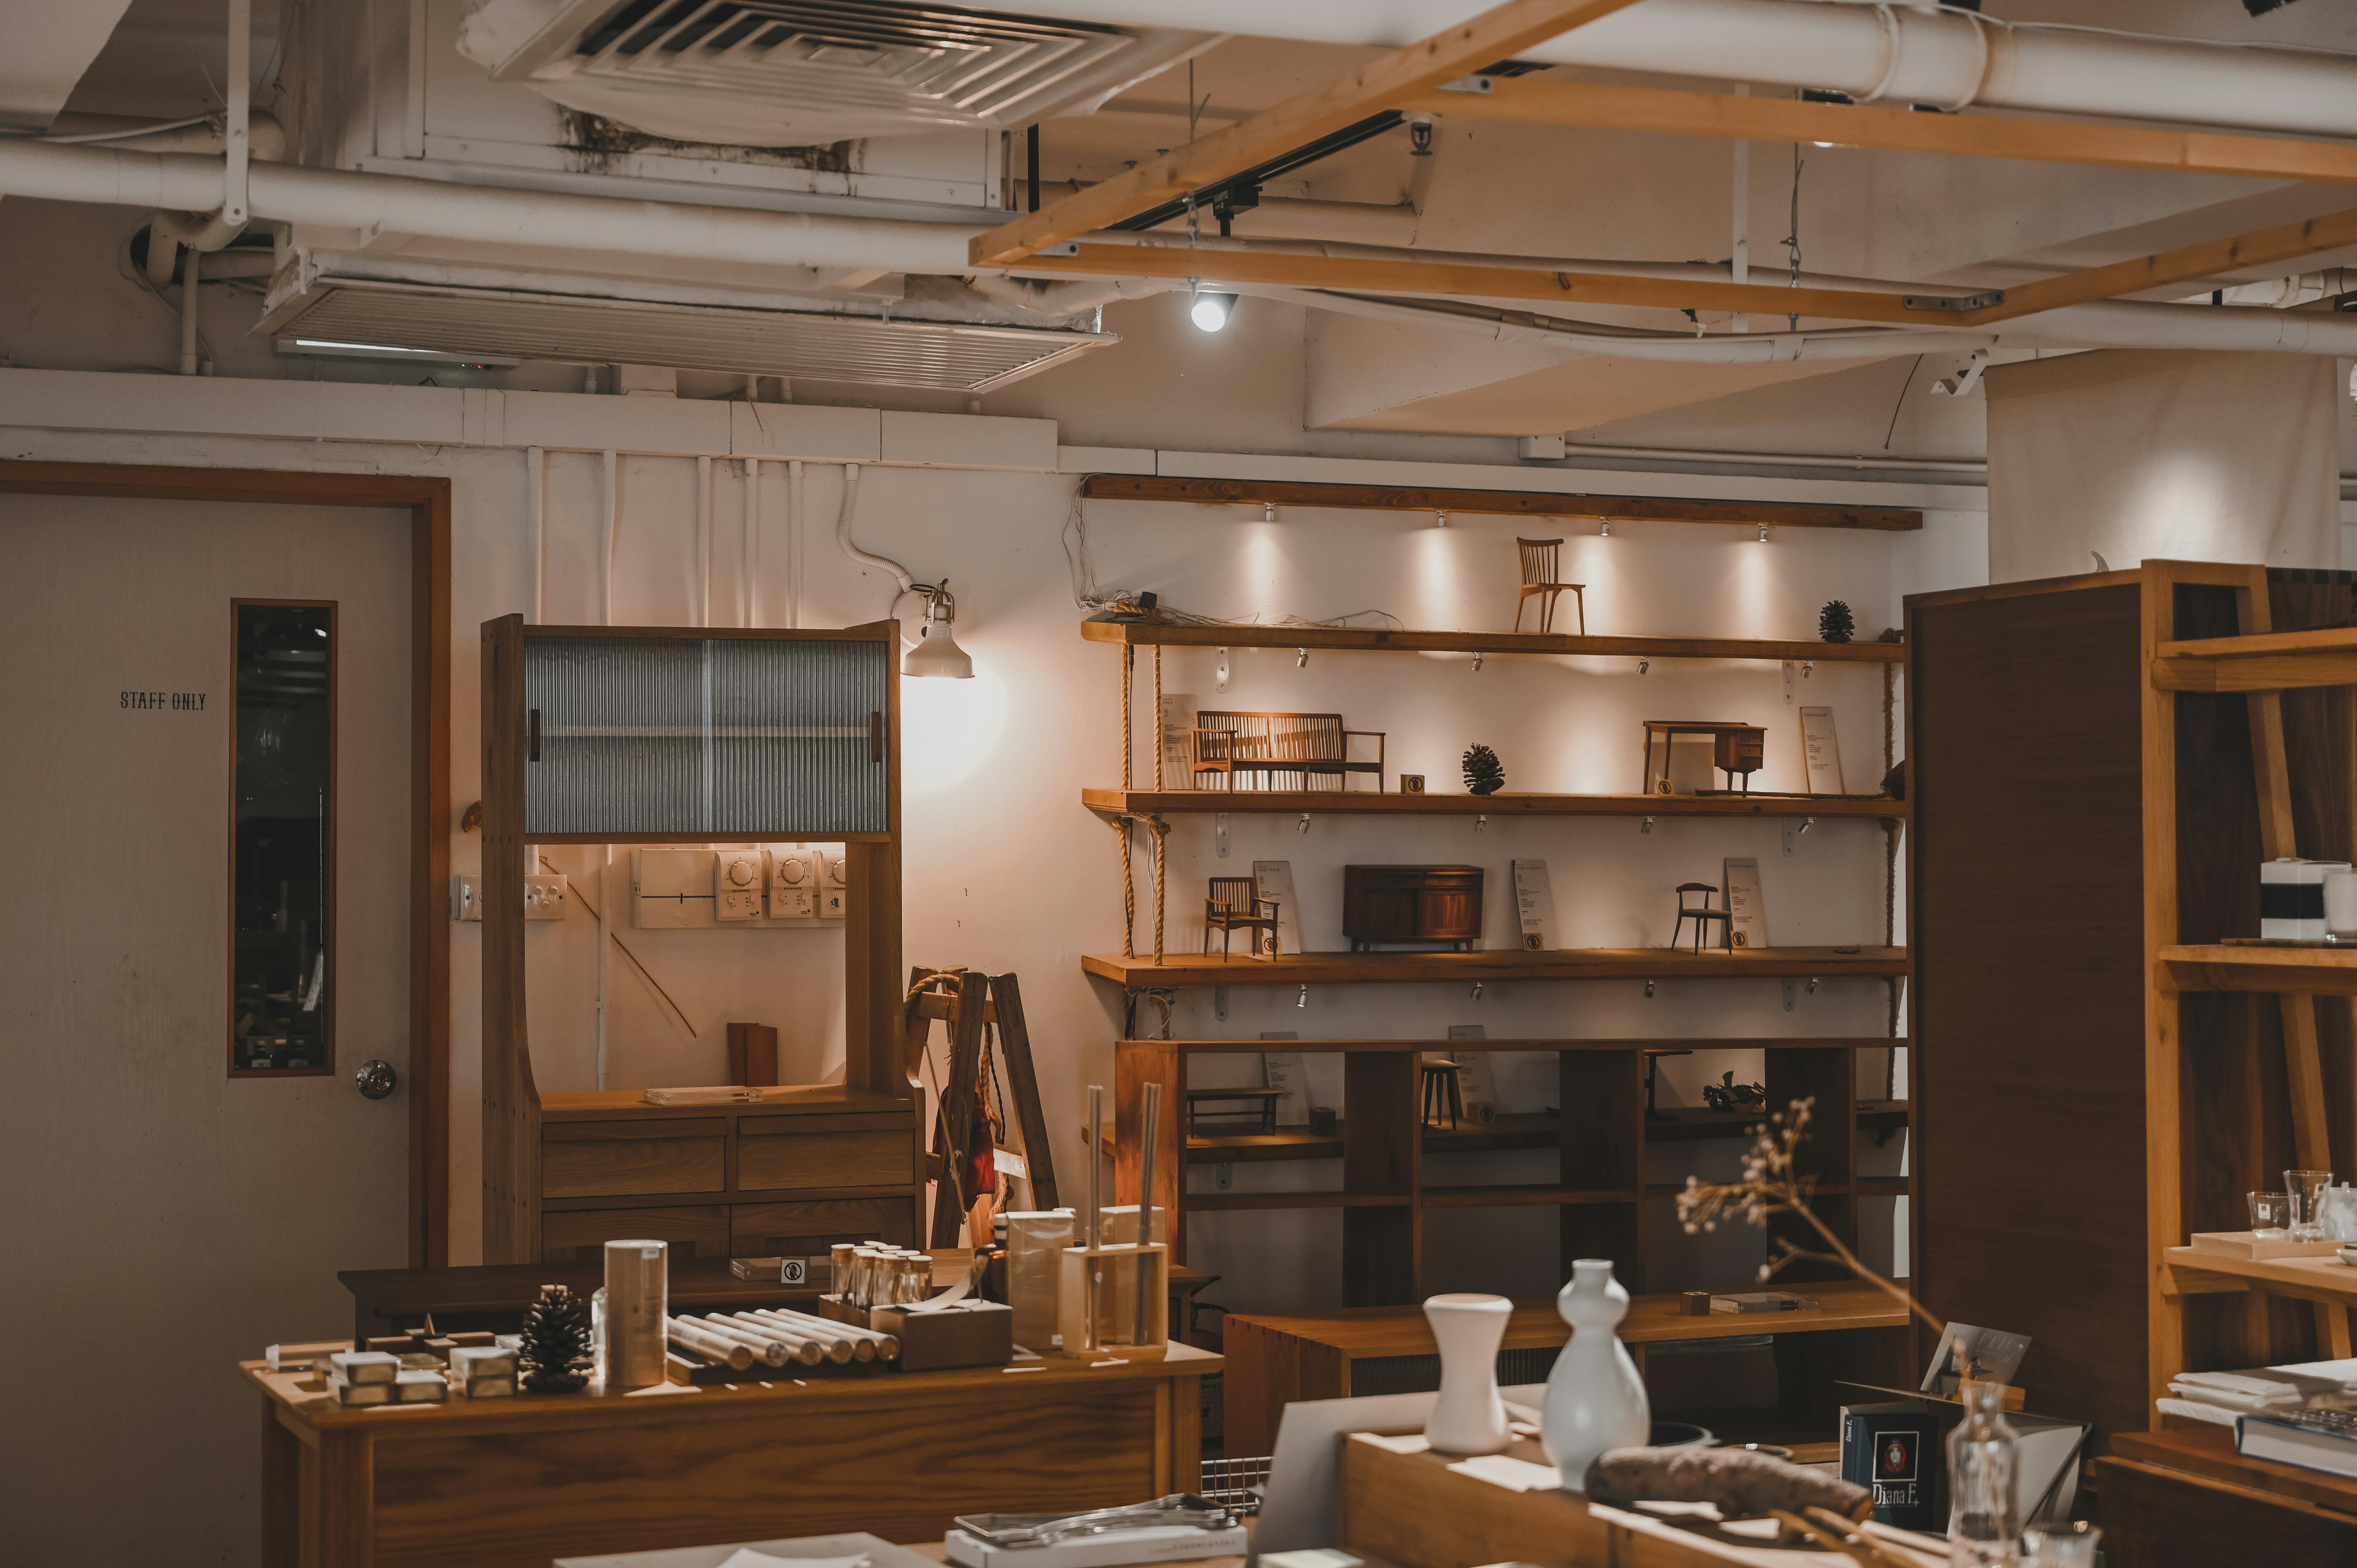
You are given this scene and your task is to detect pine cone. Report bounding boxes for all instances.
[1462,743,1505,797]
[520,1283,592,1393]
[1818,600,1855,644]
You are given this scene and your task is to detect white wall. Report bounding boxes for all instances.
[0,367,1988,1316]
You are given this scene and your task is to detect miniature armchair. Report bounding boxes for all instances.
[1205,876,1281,960]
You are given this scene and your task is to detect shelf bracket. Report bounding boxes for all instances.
[1214,985,1228,1022]
[1475,814,1488,833]
[1782,977,1797,1012]
[1783,661,1796,705]
[1216,646,1230,694]
[1644,979,1656,999]
[1216,813,1230,859]
[1214,1162,1234,1190]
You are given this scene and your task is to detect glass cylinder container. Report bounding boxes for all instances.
[2022,1522,2100,1567]
[1948,1381,2022,1566]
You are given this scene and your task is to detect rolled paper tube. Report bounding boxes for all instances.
[664,1317,755,1370]
[749,1306,894,1362]
[679,1315,792,1368]
[695,1313,822,1367]
[742,1307,861,1363]
[710,1312,827,1366]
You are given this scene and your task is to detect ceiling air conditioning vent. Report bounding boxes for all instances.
[459,0,1215,145]
[258,276,1115,392]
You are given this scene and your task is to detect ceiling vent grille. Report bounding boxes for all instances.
[462,0,1213,145]
[262,277,1115,392]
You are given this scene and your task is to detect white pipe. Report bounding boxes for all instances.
[1730,84,1748,337]
[696,454,711,629]
[29,110,287,157]
[526,445,545,622]
[224,0,249,230]
[835,465,916,599]
[601,448,618,626]
[1009,0,2357,139]
[744,457,760,628]
[968,274,1180,318]
[787,459,805,630]
[1562,442,1988,475]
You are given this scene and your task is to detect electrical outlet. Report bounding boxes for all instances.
[451,874,481,922]
[524,873,568,920]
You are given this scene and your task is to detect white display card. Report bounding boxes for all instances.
[1723,857,1769,949]
[1800,705,1844,795]
[1253,859,1303,957]
[1159,690,1198,789]
[1261,1047,1310,1127]
[1512,859,1557,952]
[1444,1024,1498,1117]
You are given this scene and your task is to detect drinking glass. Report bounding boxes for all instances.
[2251,1191,2292,1236]
[2288,1170,2336,1242]
[2023,1522,2101,1567]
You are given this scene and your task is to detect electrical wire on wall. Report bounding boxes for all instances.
[1062,483,1404,632]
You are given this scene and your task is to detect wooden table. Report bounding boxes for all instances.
[251,1342,1218,1568]
[2097,1428,2357,1567]
[1339,1429,1941,1568]
[1224,1279,1912,1456]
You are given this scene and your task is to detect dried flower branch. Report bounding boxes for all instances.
[1676,1097,1945,1342]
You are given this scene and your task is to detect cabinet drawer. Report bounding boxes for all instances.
[732,1197,916,1257]
[540,1205,730,1264]
[740,1125,913,1192]
[542,1119,725,1199]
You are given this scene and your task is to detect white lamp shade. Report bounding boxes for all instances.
[903,620,973,679]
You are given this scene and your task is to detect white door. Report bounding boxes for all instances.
[0,490,413,1564]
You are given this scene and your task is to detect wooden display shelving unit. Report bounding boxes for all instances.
[1085,787,1904,819]
[1083,946,1906,988]
[1115,1036,1911,1307]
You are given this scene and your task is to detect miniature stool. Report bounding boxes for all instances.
[1421,1058,1465,1129]
[1673,883,1733,952]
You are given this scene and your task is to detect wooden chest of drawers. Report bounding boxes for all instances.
[1343,864,1484,952]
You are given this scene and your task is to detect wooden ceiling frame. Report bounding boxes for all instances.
[1403,78,2357,187]
[967,0,1650,268]
[1077,474,1920,531]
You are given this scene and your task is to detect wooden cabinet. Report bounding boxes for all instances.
[1343,865,1484,951]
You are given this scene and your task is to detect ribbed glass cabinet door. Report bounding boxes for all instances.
[525,635,889,836]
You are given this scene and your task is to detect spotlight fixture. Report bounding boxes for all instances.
[902,583,973,679]
[1600,519,1612,537]
[1189,288,1236,332]
[1263,501,1276,522]
[1435,509,1450,529]
[1758,524,1770,543]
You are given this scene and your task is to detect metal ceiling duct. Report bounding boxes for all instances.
[256,275,1116,391]
[458,0,1218,145]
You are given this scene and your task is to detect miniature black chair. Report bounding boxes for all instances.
[1421,1058,1465,1129]
[1673,883,1733,952]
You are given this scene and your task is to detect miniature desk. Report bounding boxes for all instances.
[249,1342,1217,1568]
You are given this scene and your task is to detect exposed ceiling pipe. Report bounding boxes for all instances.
[968,274,1182,316]
[1011,0,2357,139]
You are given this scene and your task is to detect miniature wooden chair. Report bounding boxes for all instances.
[1513,537,1586,634]
[1204,876,1281,959]
[1673,883,1733,952]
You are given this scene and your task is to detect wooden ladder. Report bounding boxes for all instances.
[904,968,1061,1245]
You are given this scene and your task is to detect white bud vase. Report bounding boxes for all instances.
[1541,1258,1650,1493]
[1422,1293,1512,1455]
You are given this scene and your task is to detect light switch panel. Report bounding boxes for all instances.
[523,873,568,920]
[769,844,819,919]
[715,848,764,921]
[818,847,849,920]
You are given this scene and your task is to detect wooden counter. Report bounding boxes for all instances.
[251,1342,1218,1568]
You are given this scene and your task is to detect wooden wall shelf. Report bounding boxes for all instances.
[1075,474,1922,533]
[2158,944,2357,996]
[1084,946,1907,988]
[2164,1247,2357,1309]
[1083,788,1905,820]
[1083,618,1905,663]
[1116,1035,1908,1308]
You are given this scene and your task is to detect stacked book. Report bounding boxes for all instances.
[2157,1359,2357,1428]
[2240,1407,2357,1480]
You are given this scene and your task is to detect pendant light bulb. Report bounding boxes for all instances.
[1189,290,1236,332]
[903,584,974,679]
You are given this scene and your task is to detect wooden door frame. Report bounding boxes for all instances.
[0,460,453,1267]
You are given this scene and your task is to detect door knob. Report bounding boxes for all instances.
[355,1059,398,1100]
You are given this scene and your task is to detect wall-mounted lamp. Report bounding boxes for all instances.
[1435,509,1450,528]
[1758,524,1770,543]
[1600,519,1612,537]
[1189,285,1237,333]
[903,582,973,678]
[1264,501,1276,522]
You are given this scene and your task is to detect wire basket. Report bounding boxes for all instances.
[1198,1454,1272,1516]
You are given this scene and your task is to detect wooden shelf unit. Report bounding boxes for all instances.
[1082,616,1907,663]
[1908,560,2357,1452]
[1115,1036,1911,1308]
[1083,946,1907,988]
[479,616,915,1266]
[1083,787,1905,819]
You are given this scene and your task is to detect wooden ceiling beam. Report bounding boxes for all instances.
[1403,78,2357,186]
[1025,242,1953,326]
[1077,474,1921,531]
[1958,204,2357,324]
[966,0,1648,268]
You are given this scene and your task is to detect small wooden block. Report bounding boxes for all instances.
[869,1301,1014,1372]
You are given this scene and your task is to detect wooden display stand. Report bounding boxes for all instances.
[480,616,915,1266]
[1058,1241,1171,1353]
[1908,561,2357,1447]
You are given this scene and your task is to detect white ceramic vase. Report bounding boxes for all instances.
[1541,1258,1651,1493]
[1422,1293,1513,1455]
